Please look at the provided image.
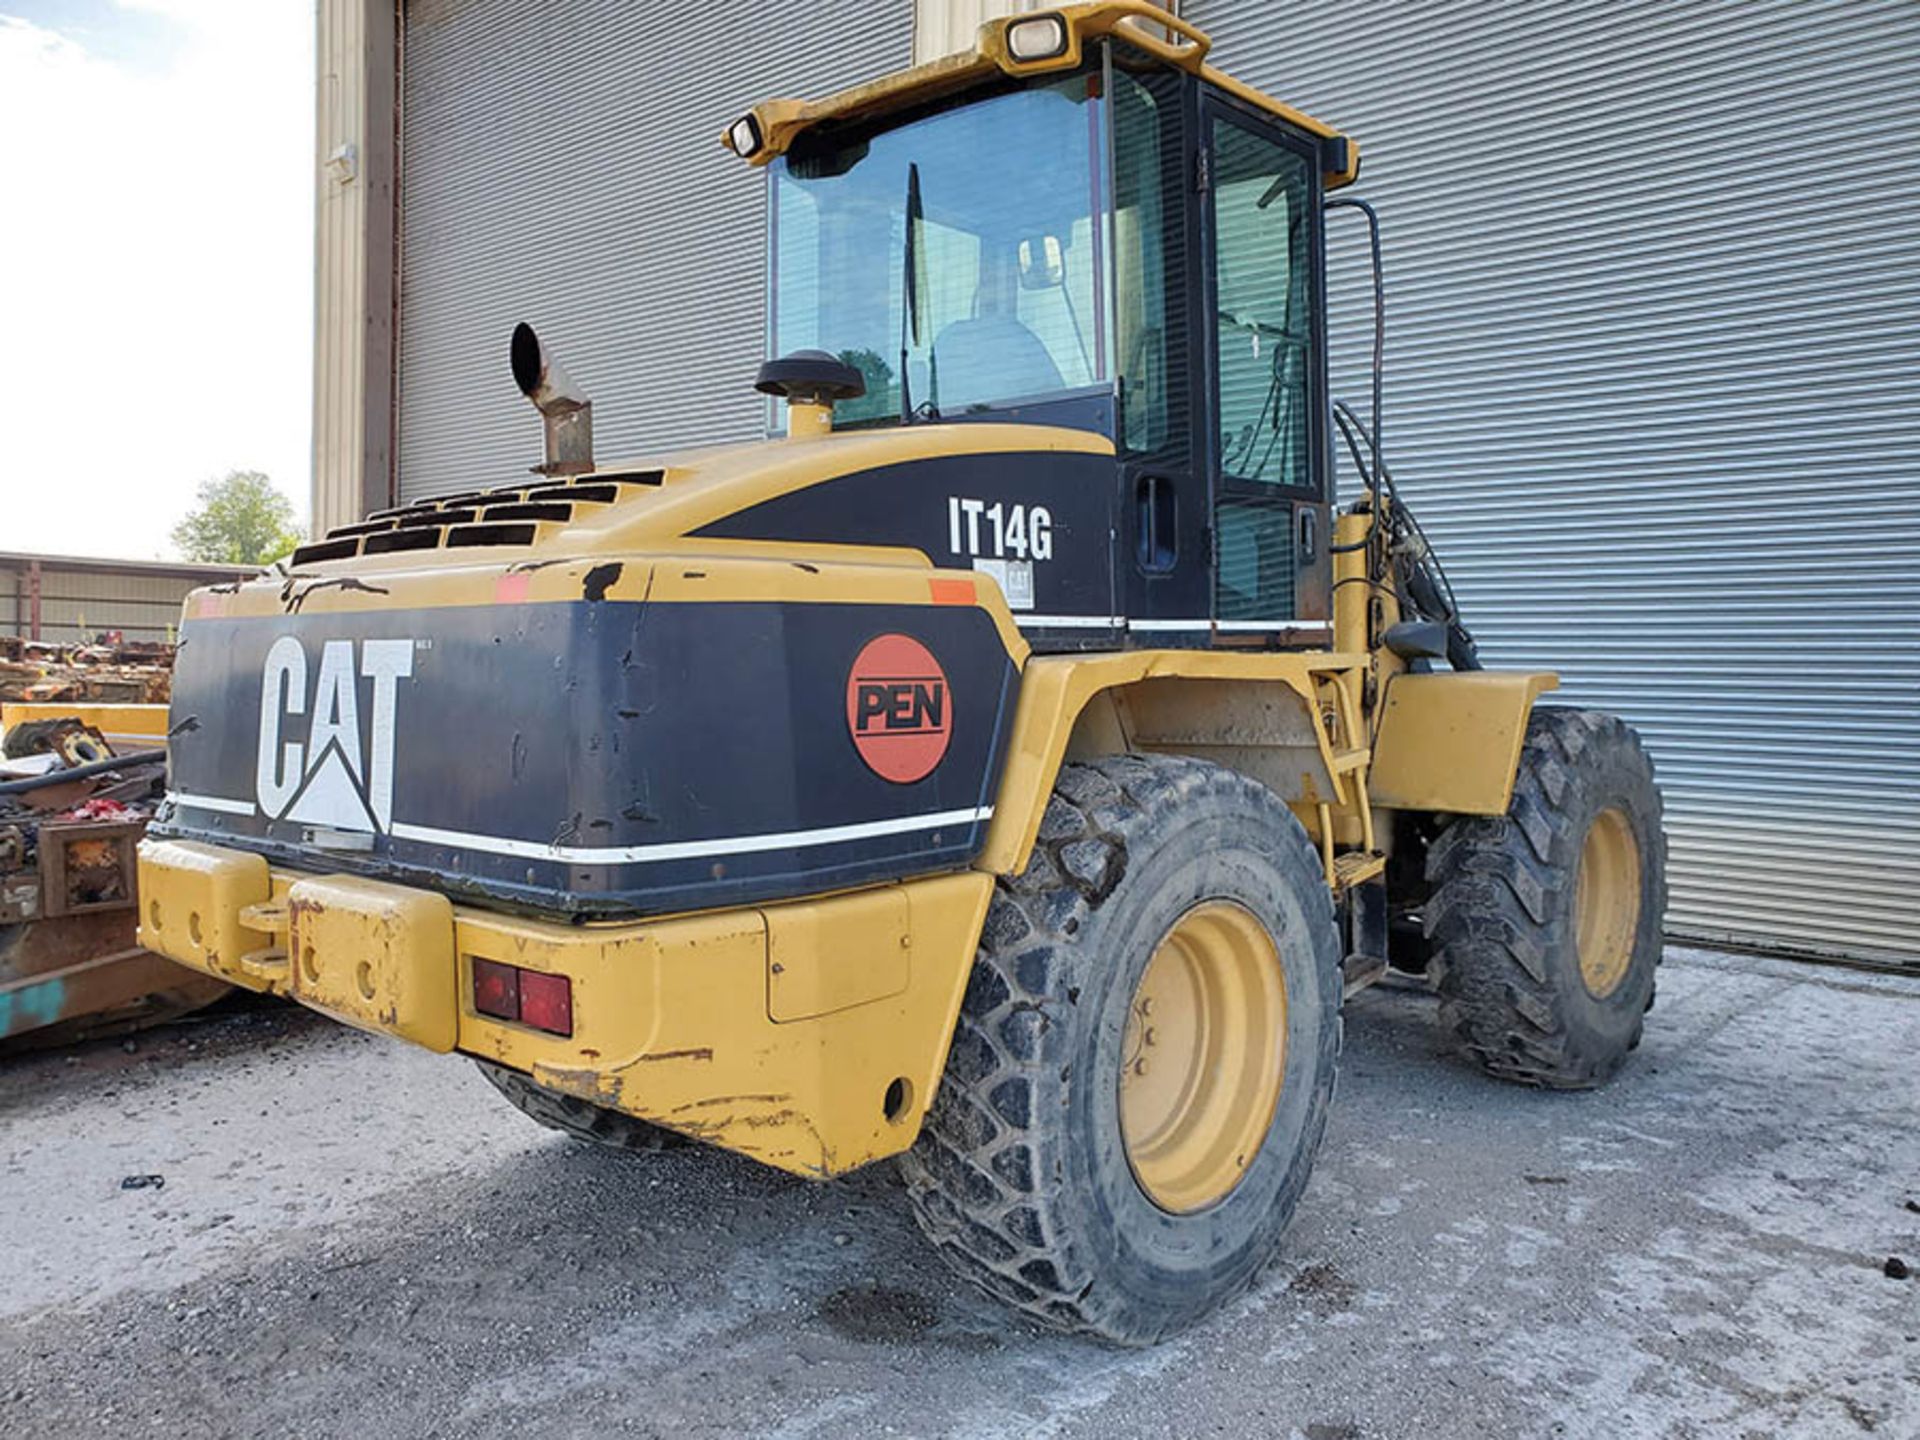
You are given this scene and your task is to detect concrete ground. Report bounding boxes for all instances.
[0,946,1914,1440]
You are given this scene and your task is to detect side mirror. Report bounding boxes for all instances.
[1382,619,1449,662]
[1018,234,1065,290]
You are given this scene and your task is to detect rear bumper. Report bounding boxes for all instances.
[136,837,991,1177]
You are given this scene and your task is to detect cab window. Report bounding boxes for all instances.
[771,73,1108,426]
[1209,112,1317,622]
[1211,118,1314,488]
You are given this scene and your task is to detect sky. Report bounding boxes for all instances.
[0,0,312,561]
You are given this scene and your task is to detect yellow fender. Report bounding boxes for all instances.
[977,648,1369,878]
[977,652,1559,885]
[1368,671,1559,815]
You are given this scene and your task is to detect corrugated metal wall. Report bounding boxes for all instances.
[0,562,240,643]
[1188,0,1920,964]
[395,0,914,501]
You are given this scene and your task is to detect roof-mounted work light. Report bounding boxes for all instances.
[1004,13,1070,63]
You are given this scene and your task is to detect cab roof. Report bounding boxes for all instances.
[721,0,1359,189]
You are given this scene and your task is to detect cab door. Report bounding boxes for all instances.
[1108,54,1211,641]
[1198,96,1333,636]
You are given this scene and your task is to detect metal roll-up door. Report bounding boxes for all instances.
[1188,0,1920,965]
[397,1,913,502]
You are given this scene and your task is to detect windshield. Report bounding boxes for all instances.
[771,72,1109,427]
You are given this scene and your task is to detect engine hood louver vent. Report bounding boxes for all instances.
[363,528,440,555]
[447,522,539,548]
[580,468,663,487]
[289,469,663,568]
[289,537,360,565]
[482,501,573,523]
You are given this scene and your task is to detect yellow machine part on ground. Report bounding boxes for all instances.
[1,702,169,755]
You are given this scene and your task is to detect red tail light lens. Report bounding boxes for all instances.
[518,969,574,1037]
[469,957,572,1036]
[472,958,520,1020]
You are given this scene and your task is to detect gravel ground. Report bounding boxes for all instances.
[1,945,1915,1439]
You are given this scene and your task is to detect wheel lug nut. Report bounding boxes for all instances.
[1144,1028,1157,1047]
[1139,997,1154,1015]
[1133,1058,1149,1077]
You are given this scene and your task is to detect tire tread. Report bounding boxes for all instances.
[474,1059,688,1152]
[1424,707,1665,1089]
[900,754,1340,1341]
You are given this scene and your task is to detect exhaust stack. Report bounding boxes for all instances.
[510,322,594,477]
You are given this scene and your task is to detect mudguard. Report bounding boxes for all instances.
[1366,671,1559,815]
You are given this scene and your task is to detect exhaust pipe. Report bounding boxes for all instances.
[510,321,594,477]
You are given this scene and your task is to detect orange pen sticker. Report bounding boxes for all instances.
[846,633,952,784]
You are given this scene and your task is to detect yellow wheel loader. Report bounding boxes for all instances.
[138,3,1666,1343]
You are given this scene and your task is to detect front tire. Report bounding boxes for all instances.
[900,755,1342,1344]
[1424,707,1667,1088]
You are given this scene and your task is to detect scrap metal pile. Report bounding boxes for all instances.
[1,716,227,1045]
[0,636,175,705]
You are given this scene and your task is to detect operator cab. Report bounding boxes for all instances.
[748,9,1355,645]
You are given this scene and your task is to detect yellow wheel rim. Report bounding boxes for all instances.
[1575,807,1642,998]
[1118,901,1288,1214]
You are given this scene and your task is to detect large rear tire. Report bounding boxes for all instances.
[473,1059,689,1153]
[900,754,1342,1344]
[1424,707,1666,1088]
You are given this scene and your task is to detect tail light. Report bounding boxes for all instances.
[472,958,520,1020]
[518,969,573,1036]
[470,957,573,1037]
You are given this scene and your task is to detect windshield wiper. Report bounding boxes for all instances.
[899,162,920,425]
[898,163,939,424]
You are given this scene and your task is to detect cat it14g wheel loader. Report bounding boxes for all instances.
[138,2,1666,1344]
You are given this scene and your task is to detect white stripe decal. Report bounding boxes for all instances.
[170,790,257,817]
[1131,619,1337,633]
[1016,614,1124,629]
[389,806,995,865]
[1015,616,1338,634]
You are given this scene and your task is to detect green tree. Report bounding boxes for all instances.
[834,348,896,425]
[171,470,304,565]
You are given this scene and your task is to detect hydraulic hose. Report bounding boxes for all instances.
[0,748,166,797]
